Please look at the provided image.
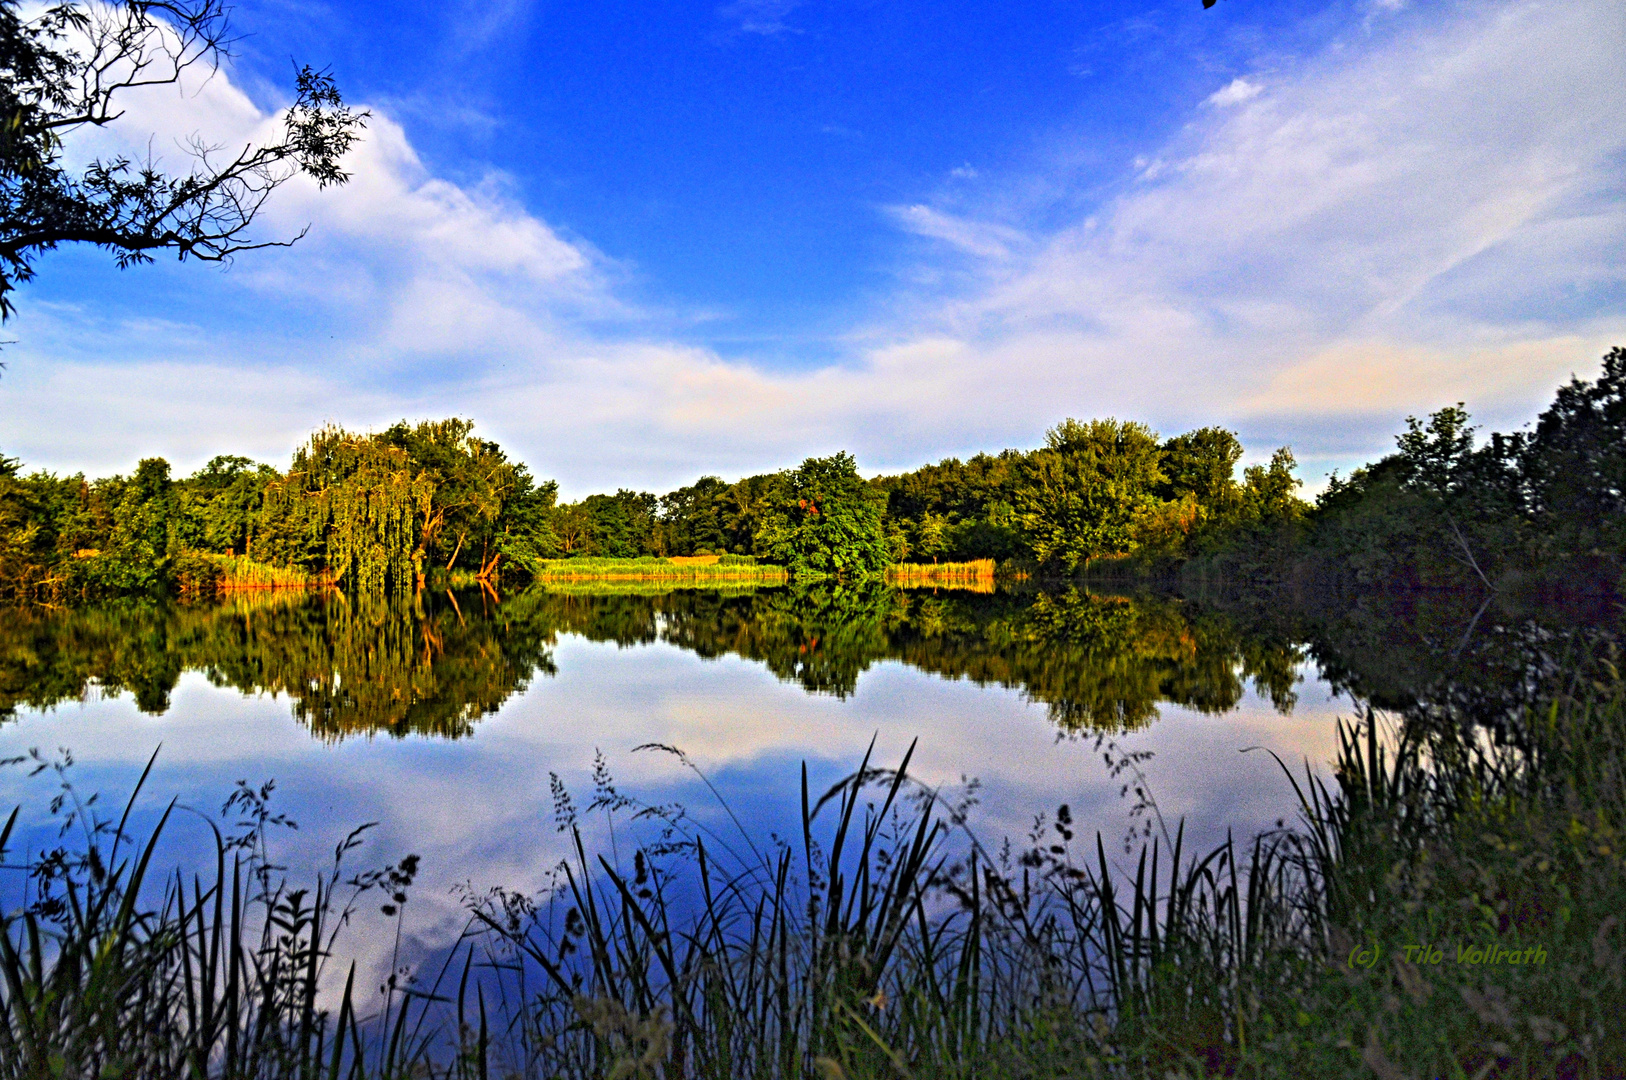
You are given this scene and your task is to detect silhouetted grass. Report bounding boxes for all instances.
[4,667,1622,1077]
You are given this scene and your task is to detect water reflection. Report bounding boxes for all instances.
[1226,587,1624,740]
[4,583,1614,742]
[3,585,1313,739]
[5,581,1612,1007]
[0,590,555,740]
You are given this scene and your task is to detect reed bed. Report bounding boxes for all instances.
[3,673,1622,1078]
[532,557,788,586]
[208,555,338,591]
[885,559,998,592]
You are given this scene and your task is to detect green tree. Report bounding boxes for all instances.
[576,490,659,557]
[754,452,891,581]
[659,475,733,554]
[1016,418,1165,572]
[62,458,178,593]
[176,455,275,556]
[256,428,431,591]
[379,419,529,578]
[1239,447,1304,524]
[915,511,948,563]
[1157,427,1243,506]
[1515,346,1626,552]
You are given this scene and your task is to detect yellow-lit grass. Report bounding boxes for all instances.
[209,555,337,590]
[532,558,786,585]
[886,558,997,592]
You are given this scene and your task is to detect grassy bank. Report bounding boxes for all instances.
[3,673,1622,1077]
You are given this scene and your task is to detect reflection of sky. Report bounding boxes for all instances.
[0,630,1350,1006]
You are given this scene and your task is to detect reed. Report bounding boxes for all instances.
[884,559,998,592]
[4,669,1620,1078]
[532,557,787,586]
[208,555,338,591]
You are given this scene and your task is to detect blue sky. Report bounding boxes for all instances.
[2,0,1622,495]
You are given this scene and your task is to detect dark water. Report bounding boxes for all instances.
[0,582,1612,988]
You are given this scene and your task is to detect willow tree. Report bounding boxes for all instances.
[253,419,550,590]
[378,419,530,579]
[257,427,432,591]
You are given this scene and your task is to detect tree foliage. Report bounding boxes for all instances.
[0,0,365,320]
[1261,346,1626,594]
[8,349,1621,602]
[753,452,891,581]
[1016,418,1167,572]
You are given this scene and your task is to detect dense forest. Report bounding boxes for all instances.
[1,347,1621,600]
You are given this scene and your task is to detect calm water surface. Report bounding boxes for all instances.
[6,583,1560,985]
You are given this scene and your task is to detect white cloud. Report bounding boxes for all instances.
[888,204,1029,260]
[1205,77,1264,107]
[3,0,1623,491]
[850,0,1626,463]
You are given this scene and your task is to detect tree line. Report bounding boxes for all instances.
[0,417,1296,598]
[1,346,1621,599]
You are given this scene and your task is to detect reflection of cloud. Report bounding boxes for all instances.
[0,640,1348,1007]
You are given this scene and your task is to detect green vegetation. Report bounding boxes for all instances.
[0,420,1289,601]
[753,452,891,581]
[0,421,562,599]
[1189,348,1626,599]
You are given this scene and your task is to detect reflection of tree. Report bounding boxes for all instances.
[1220,587,1622,743]
[0,590,556,740]
[883,589,1302,732]
[521,585,1306,733]
[2,584,1328,742]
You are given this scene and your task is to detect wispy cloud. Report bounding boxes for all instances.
[3,0,1621,493]
[888,204,1029,261]
[716,0,802,37]
[1205,77,1263,107]
[856,0,1625,462]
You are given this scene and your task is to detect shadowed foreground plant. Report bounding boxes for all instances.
[3,670,1622,1078]
[0,751,483,1080]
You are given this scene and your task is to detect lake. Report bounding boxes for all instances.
[0,582,1575,992]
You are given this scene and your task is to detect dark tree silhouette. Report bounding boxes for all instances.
[0,0,366,320]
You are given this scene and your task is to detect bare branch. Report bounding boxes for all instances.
[0,0,366,321]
